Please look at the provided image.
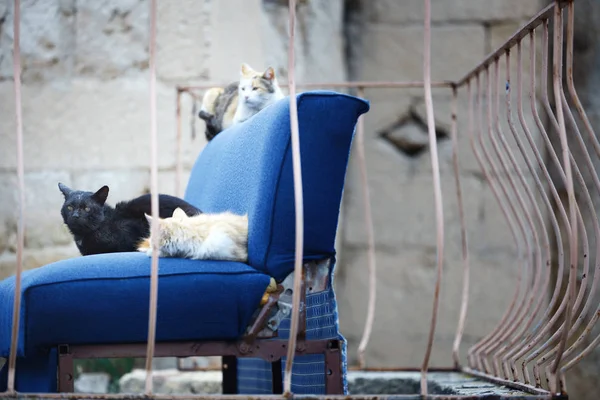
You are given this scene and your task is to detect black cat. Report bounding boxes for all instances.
[58,183,202,256]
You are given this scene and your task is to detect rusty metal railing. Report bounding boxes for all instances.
[4,0,599,398]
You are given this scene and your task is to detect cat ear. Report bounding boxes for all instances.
[172,207,187,219]
[241,63,253,76]
[58,182,73,198]
[91,185,109,205]
[262,67,275,81]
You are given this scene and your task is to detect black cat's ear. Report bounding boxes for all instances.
[91,185,109,205]
[58,182,73,198]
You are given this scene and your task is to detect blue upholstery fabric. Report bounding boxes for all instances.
[0,253,270,358]
[0,349,57,393]
[185,91,370,281]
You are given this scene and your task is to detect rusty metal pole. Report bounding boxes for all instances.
[144,0,160,394]
[451,84,471,369]
[420,0,446,395]
[355,87,377,370]
[7,0,25,393]
[283,0,304,395]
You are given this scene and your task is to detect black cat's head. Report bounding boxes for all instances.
[58,183,110,234]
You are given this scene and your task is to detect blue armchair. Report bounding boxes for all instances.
[0,91,369,395]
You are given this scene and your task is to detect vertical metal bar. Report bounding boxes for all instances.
[7,0,24,393]
[355,87,377,370]
[451,84,471,369]
[325,342,343,394]
[549,2,578,392]
[57,350,74,393]
[283,0,304,395]
[144,0,160,394]
[175,88,183,197]
[420,0,445,394]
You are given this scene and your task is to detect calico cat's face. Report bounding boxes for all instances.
[238,63,279,110]
[58,183,109,234]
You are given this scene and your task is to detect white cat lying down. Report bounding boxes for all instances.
[138,207,248,263]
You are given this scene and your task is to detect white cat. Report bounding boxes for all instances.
[231,63,285,125]
[138,207,248,262]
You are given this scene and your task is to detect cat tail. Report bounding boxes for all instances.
[198,110,222,141]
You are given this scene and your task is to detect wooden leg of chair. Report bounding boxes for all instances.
[271,359,283,394]
[57,345,74,393]
[325,340,343,395]
[221,356,238,394]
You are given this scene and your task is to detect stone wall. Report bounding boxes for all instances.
[7,0,598,391]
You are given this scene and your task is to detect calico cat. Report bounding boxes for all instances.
[58,183,202,256]
[198,63,285,141]
[138,207,248,262]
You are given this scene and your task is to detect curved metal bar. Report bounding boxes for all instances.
[548,3,578,392]
[561,316,600,373]
[472,60,536,378]
[532,89,597,370]
[283,0,305,395]
[500,30,571,386]
[467,69,529,376]
[356,87,378,370]
[518,19,593,389]
[558,0,600,374]
[466,72,524,373]
[479,56,542,380]
[6,0,25,393]
[535,1,600,378]
[494,41,555,383]
[420,0,446,394]
[451,85,472,369]
[144,0,160,394]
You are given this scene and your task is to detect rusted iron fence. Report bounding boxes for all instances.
[3,0,597,398]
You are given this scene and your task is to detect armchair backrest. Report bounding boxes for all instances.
[184,91,369,280]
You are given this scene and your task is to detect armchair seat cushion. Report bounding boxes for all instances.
[0,252,271,357]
